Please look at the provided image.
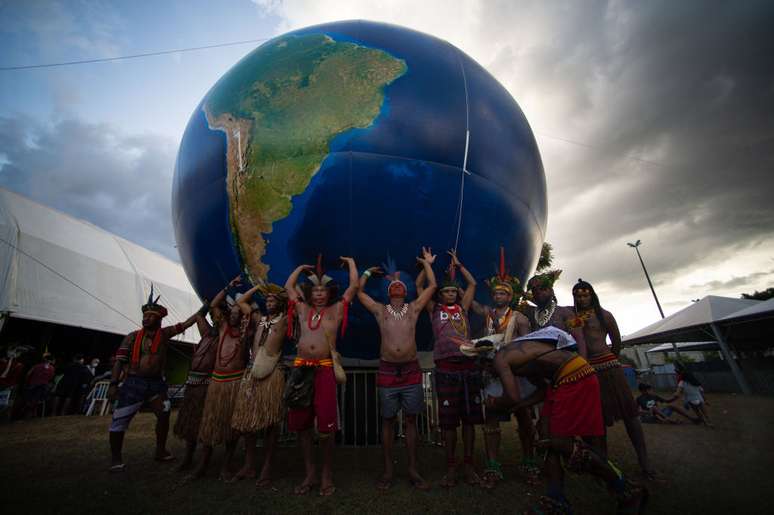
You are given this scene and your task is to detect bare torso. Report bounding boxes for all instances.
[502,340,573,380]
[252,313,288,358]
[375,302,420,363]
[215,324,248,372]
[579,309,612,358]
[125,326,180,378]
[295,302,343,360]
[190,331,218,373]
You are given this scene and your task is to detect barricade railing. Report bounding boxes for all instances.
[276,368,441,448]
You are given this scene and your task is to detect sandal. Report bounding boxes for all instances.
[376,477,393,491]
[294,481,318,495]
[319,484,336,497]
[109,463,126,473]
[409,477,431,491]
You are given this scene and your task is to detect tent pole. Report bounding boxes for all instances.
[710,323,751,395]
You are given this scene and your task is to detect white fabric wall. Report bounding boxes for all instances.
[0,189,202,343]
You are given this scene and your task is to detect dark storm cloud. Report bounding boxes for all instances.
[690,269,774,293]
[479,1,774,291]
[0,115,178,260]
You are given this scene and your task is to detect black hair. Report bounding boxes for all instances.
[572,279,609,335]
[675,362,702,387]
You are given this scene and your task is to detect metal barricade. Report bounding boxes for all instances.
[277,368,441,447]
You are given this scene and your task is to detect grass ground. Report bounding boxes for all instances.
[1,392,773,514]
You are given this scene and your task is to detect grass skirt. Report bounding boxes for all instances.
[172,383,208,442]
[231,366,285,433]
[595,362,639,426]
[198,378,241,445]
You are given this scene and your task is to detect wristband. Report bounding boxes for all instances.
[363,270,372,279]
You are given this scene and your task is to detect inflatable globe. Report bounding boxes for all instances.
[173,20,546,358]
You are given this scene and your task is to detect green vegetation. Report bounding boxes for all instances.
[207,34,407,225]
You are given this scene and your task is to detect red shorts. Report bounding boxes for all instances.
[287,365,338,433]
[541,374,604,437]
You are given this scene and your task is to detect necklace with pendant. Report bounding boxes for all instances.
[536,300,556,328]
[386,303,409,320]
[308,307,326,331]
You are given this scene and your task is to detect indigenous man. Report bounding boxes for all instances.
[469,249,533,487]
[284,256,358,497]
[416,250,482,487]
[108,286,200,472]
[172,300,220,472]
[488,329,648,513]
[230,282,288,488]
[572,279,654,479]
[191,276,249,480]
[524,271,587,357]
[358,248,437,491]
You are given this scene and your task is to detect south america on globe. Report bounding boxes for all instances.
[173,20,547,359]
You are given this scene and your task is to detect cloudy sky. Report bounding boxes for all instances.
[1,0,772,335]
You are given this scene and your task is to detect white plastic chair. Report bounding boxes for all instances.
[85,380,110,416]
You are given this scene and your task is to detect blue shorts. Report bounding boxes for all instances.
[379,383,424,419]
[109,376,168,432]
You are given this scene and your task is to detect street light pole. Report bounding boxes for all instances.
[627,240,665,318]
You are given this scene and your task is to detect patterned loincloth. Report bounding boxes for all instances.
[172,372,210,442]
[231,365,285,433]
[589,352,638,426]
[198,370,243,446]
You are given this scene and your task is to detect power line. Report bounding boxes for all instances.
[0,37,271,71]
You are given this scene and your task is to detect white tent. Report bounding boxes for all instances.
[623,296,759,346]
[0,188,201,343]
[719,297,774,323]
[623,295,762,394]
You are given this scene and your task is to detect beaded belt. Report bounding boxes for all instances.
[211,369,245,383]
[553,356,596,387]
[185,371,211,386]
[293,357,333,368]
[588,352,621,372]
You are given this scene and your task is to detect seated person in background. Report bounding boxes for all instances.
[673,362,713,427]
[636,383,698,424]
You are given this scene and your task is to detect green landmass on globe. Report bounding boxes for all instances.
[203,34,407,279]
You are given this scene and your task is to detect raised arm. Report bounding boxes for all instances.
[449,250,477,311]
[357,266,383,315]
[470,299,487,317]
[413,247,437,312]
[163,301,209,339]
[340,256,359,303]
[605,310,622,356]
[237,283,263,316]
[415,267,435,313]
[211,275,241,310]
[284,264,313,302]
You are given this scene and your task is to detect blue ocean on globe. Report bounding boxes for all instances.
[172,20,546,358]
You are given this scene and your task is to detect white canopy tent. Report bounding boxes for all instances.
[623,295,762,394]
[0,188,202,344]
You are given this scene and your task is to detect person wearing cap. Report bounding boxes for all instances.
[416,249,482,488]
[572,278,655,480]
[358,247,437,491]
[284,255,359,497]
[107,285,201,472]
[469,248,533,487]
[230,281,288,488]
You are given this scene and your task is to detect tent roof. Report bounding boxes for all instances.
[645,341,719,353]
[719,297,774,323]
[623,295,760,346]
[0,188,202,343]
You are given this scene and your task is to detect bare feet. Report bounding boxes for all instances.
[154,450,175,462]
[319,484,336,497]
[255,477,273,489]
[464,464,482,486]
[229,465,256,482]
[408,470,431,491]
[439,466,457,488]
[376,475,393,491]
[294,476,319,495]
